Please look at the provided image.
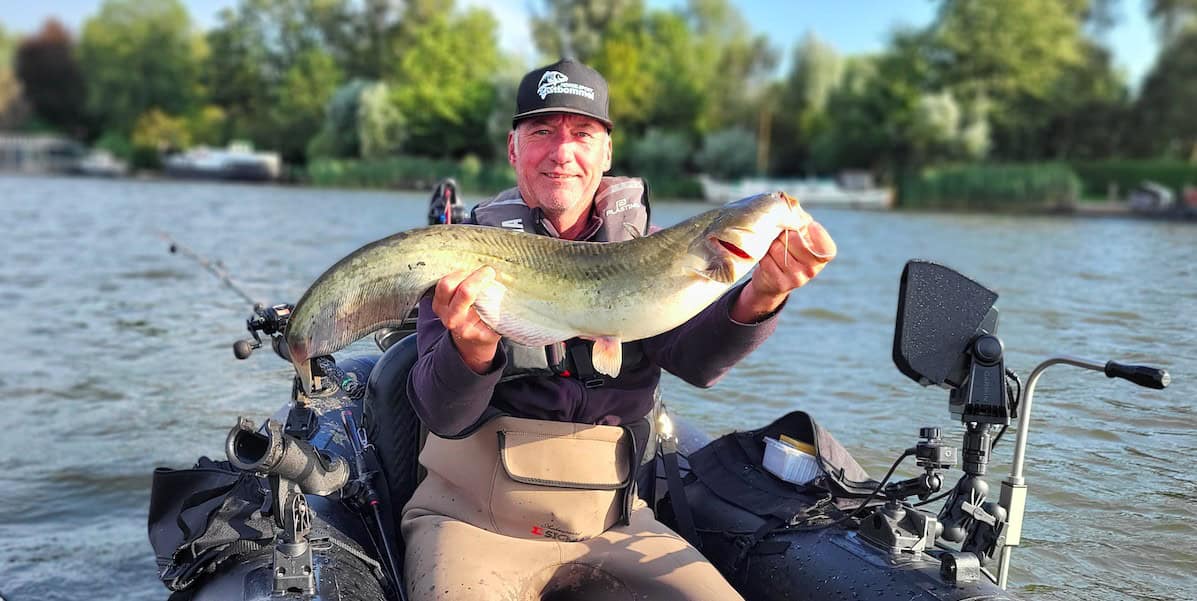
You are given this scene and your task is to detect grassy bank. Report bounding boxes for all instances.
[899,164,1081,210]
[304,156,516,194]
[1071,160,1197,200]
[302,155,706,200]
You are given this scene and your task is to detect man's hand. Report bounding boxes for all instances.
[430,266,502,374]
[732,221,837,323]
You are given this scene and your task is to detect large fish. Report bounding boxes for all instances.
[285,192,811,393]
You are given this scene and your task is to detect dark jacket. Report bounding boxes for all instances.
[407,177,783,437]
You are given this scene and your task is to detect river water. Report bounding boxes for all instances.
[0,174,1193,600]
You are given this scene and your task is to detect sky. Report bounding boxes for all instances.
[4,0,1161,87]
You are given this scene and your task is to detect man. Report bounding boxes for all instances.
[399,58,835,600]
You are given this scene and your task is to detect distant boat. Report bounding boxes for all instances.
[163,141,281,182]
[70,149,128,178]
[700,172,892,209]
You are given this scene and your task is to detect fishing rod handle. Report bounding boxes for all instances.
[1104,361,1170,390]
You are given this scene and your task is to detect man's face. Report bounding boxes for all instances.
[508,113,612,216]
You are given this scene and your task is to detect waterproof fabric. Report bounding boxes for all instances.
[147,457,273,591]
[402,415,742,600]
[471,177,650,242]
[686,411,880,525]
[403,499,744,601]
[407,415,635,541]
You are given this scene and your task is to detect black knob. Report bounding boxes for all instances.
[920,427,941,440]
[233,339,254,360]
[974,335,1003,365]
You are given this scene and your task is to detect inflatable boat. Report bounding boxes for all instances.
[147,260,1168,601]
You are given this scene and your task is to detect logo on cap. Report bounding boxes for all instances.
[537,70,595,101]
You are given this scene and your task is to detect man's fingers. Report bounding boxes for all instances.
[800,221,836,262]
[445,267,496,327]
[432,270,469,316]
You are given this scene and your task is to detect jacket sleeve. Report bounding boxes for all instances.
[640,280,783,388]
[406,295,507,436]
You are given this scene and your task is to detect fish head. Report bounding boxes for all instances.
[696,191,809,280]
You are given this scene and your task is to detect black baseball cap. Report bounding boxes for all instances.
[513,58,613,130]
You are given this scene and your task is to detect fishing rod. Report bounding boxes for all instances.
[159,231,413,361]
[158,230,294,361]
[342,410,409,601]
[156,231,264,307]
[161,231,411,600]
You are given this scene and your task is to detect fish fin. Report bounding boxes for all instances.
[295,360,313,395]
[474,281,572,346]
[693,256,737,284]
[589,336,623,378]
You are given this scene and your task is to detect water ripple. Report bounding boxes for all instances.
[1,175,1194,601]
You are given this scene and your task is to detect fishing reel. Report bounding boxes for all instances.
[233,303,294,361]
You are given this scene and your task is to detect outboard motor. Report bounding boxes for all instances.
[428,178,468,225]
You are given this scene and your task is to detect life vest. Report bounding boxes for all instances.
[469,176,650,386]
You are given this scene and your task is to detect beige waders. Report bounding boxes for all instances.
[401,416,744,601]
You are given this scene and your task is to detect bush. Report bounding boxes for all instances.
[900,163,1080,210]
[94,131,132,160]
[696,128,757,180]
[645,175,704,200]
[627,129,691,178]
[1070,160,1197,201]
[304,155,514,194]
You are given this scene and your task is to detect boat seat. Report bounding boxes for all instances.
[363,334,426,558]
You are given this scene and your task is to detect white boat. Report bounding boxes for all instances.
[71,149,128,177]
[163,141,281,182]
[700,173,892,209]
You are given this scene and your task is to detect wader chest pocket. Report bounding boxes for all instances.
[498,430,632,489]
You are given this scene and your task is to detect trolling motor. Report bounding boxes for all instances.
[883,260,1170,588]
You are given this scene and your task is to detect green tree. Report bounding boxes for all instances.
[592,9,706,139]
[769,33,844,175]
[998,41,1129,160]
[15,20,87,135]
[627,128,691,177]
[1132,26,1197,159]
[79,0,206,135]
[309,79,403,159]
[1147,0,1197,43]
[680,0,777,133]
[269,48,342,163]
[389,5,503,157]
[697,128,757,179]
[931,0,1087,101]
[531,0,642,63]
[0,24,31,130]
[204,0,387,161]
[929,0,1095,160]
[807,30,990,175]
[132,108,191,152]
